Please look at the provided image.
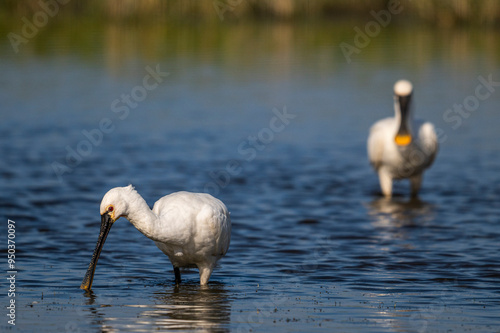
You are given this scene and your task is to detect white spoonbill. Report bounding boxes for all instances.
[80,185,231,290]
[367,80,438,197]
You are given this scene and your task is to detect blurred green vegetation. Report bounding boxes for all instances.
[1,0,498,72]
[0,0,499,25]
[2,16,497,75]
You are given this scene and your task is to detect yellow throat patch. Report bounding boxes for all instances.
[395,134,412,146]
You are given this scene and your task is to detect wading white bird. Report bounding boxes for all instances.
[80,185,231,290]
[367,80,438,197]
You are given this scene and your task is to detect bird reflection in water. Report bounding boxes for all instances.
[364,197,440,332]
[143,284,230,331]
[367,197,435,230]
[82,284,231,332]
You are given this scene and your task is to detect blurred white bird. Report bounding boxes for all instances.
[81,185,231,290]
[367,80,438,197]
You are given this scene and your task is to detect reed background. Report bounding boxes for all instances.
[1,0,500,26]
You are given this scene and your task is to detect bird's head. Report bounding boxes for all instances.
[393,80,413,146]
[99,185,135,223]
[394,79,413,97]
[80,185,136,291]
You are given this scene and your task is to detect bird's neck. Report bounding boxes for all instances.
[124,194,160,241]
[394,103,413,127]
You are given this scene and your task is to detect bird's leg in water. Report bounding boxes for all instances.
[410,174,422,198]
[378,168,393,197]
[174,267,181,285]
[199,266,213,286]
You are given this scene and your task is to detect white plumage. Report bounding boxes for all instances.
[367,80,438,197]
[81,185,231,290]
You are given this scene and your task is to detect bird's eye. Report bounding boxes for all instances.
[107,206,114,212]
